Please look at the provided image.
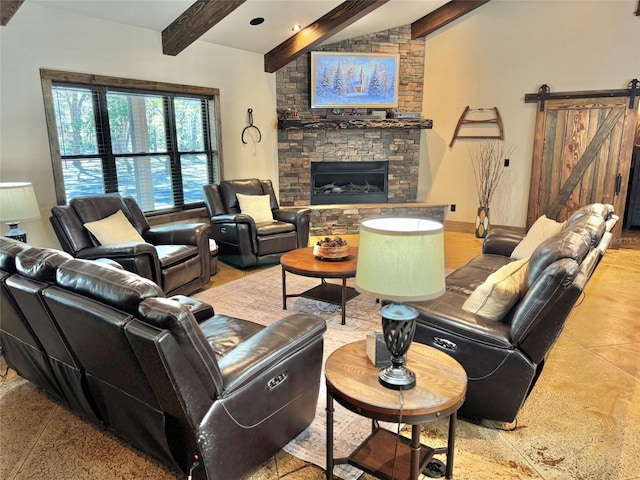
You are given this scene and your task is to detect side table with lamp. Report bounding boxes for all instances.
[325,217,468,479]
[0,182,41,243]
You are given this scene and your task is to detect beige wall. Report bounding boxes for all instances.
[0,2,279,247]
[420,0,640,227]
[2,1,638,248]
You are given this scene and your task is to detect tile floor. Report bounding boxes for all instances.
[1,232,639,480]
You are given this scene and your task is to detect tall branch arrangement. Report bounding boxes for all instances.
[469,141,515,208]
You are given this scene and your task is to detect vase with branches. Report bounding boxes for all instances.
[469,140,515,237]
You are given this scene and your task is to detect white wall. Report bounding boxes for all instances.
[0,2,278,247]
[420,0,640,228]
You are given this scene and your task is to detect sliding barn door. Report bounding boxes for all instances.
[528,96,638,239]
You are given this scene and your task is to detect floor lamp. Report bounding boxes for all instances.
[355,217,446,390]
[0,182,41,243]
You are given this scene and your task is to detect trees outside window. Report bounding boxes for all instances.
[42,70,222,214]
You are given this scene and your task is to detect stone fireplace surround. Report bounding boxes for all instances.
[276,25,446,235]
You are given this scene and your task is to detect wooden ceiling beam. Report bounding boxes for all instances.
[162,0,246,56]
[1,0,25,26]
[411,0,491,39]
[264,0,389,74]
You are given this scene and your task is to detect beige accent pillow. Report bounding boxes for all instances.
[236,193,274,224]
[83,210,145,245]
[462,258,529,321]
[511,215,564,260]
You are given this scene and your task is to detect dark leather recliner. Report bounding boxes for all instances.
[203,179,310,268]
[50,193,211,296]
[0,237,327,480]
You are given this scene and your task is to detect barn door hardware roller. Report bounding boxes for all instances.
[627,79,639,109]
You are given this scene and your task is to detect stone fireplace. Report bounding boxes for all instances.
[276,25,426,207]
[275,25,447,235]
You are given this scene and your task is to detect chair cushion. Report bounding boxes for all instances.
[256,221,296,235]
[83,210,145,245]
[236,193,274,224]
[511,215,564,260]
[462,258,529,321]
[155,245,199,268]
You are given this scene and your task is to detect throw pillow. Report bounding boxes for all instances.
[236,193,274,224]
[511,215,564,260]
[462,258,529,321]
[83,210,145,245]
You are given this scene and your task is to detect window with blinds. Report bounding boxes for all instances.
[43,70,221,214]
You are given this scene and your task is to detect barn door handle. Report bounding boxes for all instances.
[615,173,622,195]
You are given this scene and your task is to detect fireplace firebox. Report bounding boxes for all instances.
[311,161,388,205]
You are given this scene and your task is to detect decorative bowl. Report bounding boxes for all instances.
[313,244,350,260]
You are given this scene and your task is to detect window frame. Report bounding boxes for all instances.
[40,68,224,215]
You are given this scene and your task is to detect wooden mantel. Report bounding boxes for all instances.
[278,118,433,130]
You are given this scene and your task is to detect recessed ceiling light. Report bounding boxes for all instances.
[250,17,264,26]
[292,25,302,32]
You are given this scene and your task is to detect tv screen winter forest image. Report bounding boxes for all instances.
[311,52,399,109]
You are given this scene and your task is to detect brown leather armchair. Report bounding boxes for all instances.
[203,179,310,268]
[50,193,210,296]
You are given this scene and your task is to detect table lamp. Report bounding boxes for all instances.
[0,182,41,242]
[355,217,445,390]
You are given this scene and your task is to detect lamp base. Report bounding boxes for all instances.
[378,302,418,390]
[379,364,416,390]
[4,222,27,243]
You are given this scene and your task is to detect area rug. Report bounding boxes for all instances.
[194,265,394,480]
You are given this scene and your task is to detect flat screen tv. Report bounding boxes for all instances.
[310,52,399,109]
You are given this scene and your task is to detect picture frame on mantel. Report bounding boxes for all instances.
[310,52,399,109]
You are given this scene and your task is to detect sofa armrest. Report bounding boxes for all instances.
[210,215,259,254]
[169,295,215,323]
[76,243,161,284]
[411,293,513,348]
[273,208,311,248]
[273,207,310,225]
[218,314,326,394]
[482,228,524,257]
[210,213,254,225]
[76,242,157,259]
[143,223,210,246]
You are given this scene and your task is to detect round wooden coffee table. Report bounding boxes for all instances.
[325,340,467,480]
[280,246,359,325]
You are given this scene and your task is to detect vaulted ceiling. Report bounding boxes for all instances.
[2,0,491,72]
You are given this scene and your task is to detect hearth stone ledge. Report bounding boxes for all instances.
[297,203,448,236]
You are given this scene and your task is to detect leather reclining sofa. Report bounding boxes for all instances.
[0,238,326,479]
[409,203,617,423]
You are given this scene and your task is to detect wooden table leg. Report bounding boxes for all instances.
[326,385,334,480]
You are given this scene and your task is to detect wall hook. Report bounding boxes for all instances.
[241,108,262,144]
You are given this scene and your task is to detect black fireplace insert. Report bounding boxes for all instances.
[311,161,388,205]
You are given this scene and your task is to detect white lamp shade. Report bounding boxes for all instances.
[0,182,41,222]
[355,217,445,302]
